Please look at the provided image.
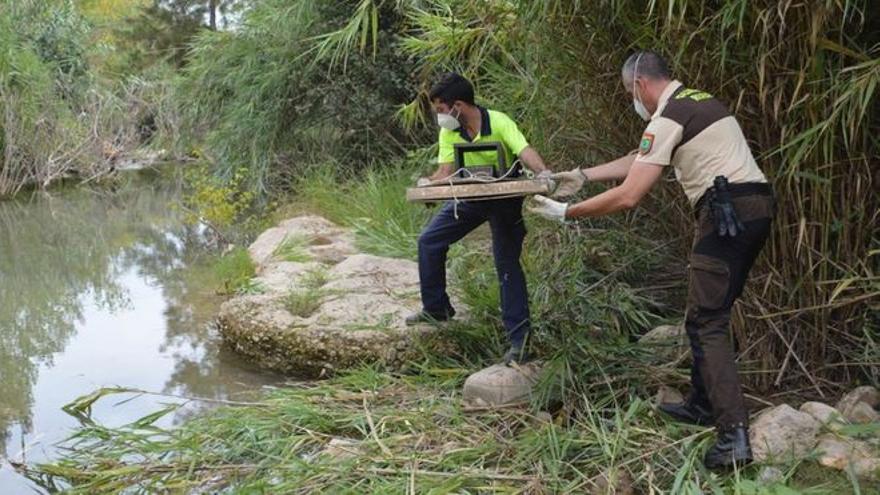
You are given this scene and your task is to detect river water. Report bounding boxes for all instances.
[0,169,280,493]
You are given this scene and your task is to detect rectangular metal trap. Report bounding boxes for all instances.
[406,179,552,203]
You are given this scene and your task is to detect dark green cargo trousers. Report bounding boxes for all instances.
[686,183,775,428]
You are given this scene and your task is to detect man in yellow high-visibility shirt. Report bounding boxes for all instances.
[406,72,551,365]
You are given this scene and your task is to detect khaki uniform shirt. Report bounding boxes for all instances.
[636,80,767,205]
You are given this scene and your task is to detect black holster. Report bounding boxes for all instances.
[708,176,745,237]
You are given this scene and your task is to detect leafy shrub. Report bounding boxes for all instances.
[174,0,423,193]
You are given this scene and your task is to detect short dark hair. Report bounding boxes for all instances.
[622,50,671,81]
[429,72,475,106]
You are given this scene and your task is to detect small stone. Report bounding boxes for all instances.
[653,386,684,406]
[463,363,544,406]
[639,324,685,344]
[750,404,821,462]
[534,411,553,424]
[852,458,880,480]
[836,386,880,419]
[321,438,362,460]
[816,434,879,479]
[638,324,688,363]
[799,401,847,430]
[590,468,634,495]
[757,466,785,485]
[845,401,880,424]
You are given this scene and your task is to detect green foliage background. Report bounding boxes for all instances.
[170,0,879,393]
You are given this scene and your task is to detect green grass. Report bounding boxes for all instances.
[291,158,434,260]
[212,246,257,295]
[283,288,325,318]
[300,266,330,290]
[22,366,874,494]
[282,267,333,317]
[272,234,312,262]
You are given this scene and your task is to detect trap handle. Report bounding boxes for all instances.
[453,142,511,178]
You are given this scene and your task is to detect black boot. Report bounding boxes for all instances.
[405,309,454,326]
[658,397,714,426]
[704,425,753,469]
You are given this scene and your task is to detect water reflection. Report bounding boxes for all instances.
[0,169,277,490]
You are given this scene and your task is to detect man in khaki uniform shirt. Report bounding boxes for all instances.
[529,51,774,469]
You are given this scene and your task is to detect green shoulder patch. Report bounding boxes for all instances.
[639,133,655,155]
[675,88,713,101]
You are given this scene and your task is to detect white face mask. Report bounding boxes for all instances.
[632,54,652,121]
[436,106,461,130]
[633,93,651,121]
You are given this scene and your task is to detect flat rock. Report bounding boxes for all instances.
[816,434,880,480]
[217,215,459,376]
[463,363,544,406]
[638,324,688,363]
[324,254,421,295]
[799,401,847,431]
[219,291,452,375]
[247,215,356,272]
[750,404,821,462]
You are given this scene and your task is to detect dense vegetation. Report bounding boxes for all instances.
[166,0,878,393]
[3,0,878,492]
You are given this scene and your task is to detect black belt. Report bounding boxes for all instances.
[695,182,772,212]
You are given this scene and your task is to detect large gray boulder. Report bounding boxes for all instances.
[218,216,457,376]
[463,363,544,406]
[750,404,821,462]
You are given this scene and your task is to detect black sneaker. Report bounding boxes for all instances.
[404,310,454,326]
[658,399,714,426]
[704,425,753,469]
[502,346,531,366]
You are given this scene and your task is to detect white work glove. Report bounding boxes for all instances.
[416,177,432,187]
[535,169,556,195]
[550,167,588,198]
[528,195,568,223]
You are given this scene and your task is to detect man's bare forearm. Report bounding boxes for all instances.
[519,147,548,173]
[565,187,633,218]
[429,163,455,181]
[582,153,637,182]
[566,161,664,219]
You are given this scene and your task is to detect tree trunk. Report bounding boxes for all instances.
[209,0,217,30]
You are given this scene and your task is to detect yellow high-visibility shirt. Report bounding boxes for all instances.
[437,106,530,169]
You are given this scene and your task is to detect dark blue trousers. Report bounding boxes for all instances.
[417,197,531,347]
